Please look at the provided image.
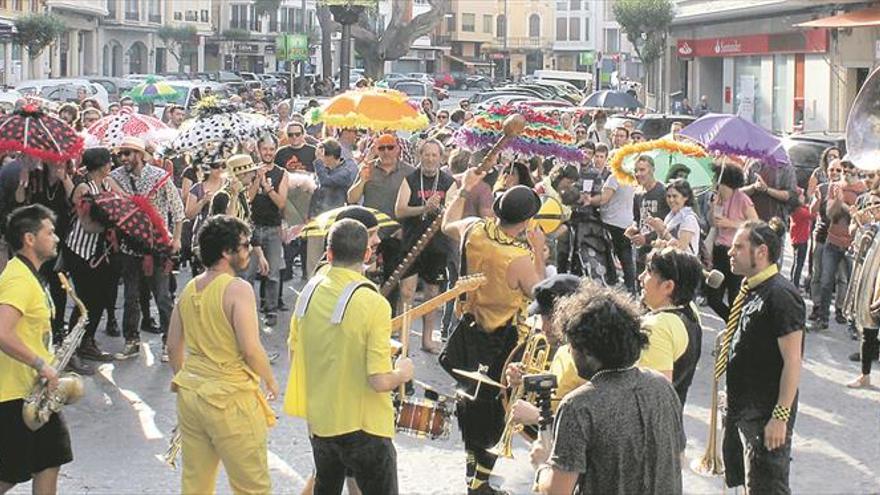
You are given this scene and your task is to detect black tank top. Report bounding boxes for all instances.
[401,168,454,252]
[250,165,285,226]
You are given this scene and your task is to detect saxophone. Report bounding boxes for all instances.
[22,273,88,431]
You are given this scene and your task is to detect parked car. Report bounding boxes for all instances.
[390,79,437,108]
[0,89,21,112]
[88,77,138,102]
[636,114,697,140]
[15,78,110,110]
[465,75,493,91]
[781,132,846,190]
[406,72,435,86]
[152,81,202,119]
[237,72,264,90]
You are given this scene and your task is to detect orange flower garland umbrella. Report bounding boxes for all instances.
[317,87,429,132]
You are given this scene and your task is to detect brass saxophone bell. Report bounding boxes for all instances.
[58,373,85,405]
[22,373,85,431]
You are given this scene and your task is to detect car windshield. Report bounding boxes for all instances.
[395,83,426,97]
[164,85,190,106]
[784,141,826,170]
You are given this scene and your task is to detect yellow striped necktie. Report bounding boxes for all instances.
[714,280,750,380]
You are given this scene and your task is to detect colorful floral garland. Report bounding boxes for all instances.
[609,139,708,185]
[454,103,584,164]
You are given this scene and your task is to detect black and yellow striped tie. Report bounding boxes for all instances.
[715,280,750,380]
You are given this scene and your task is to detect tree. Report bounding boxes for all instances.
[612,0,674,69]
[316,5,335,81]
[13,13,66,75]
[157,25,198,73]
[318,0,447,79]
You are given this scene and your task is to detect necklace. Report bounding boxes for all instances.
[45,180,60,201]
[419,169,440,205]
[590,365,636,382]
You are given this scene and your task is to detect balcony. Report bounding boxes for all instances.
[149,13,161,23]
[46,0,109,16]
[491,36,552,50]
[124,11,139,21]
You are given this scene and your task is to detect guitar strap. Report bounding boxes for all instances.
[294,275,378,325]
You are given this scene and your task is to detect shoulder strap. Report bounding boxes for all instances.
[293,275,324,318]
[330,281,377,324]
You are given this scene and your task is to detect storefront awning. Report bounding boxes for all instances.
[444,54,493,67]
[795,7,880,28]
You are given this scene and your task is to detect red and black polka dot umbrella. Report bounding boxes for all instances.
[0,103,83,163]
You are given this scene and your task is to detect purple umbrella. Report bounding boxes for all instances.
[679,113,789,167]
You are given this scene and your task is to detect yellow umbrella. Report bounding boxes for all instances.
[318,88,430,132]
[299,206,398,238]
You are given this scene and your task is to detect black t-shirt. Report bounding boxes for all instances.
[573,166,608,221]
[250,165,286,226]
[275,144,316,173]
[726,271,805,418]
[401,169,455,254]
[814,182,830,244]
[667,306,703,408]
[0,161,25,235]
[633,181,671,254]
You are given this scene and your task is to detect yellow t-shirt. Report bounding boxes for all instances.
[0,257,53,403]
[284,266,395,438]
[549,344,586,412]
[639,311,689,374]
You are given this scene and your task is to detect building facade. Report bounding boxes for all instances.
[660,0,873,133]
[0,0,41,84]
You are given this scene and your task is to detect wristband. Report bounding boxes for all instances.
[31,356,45,371]
[772,404,791,422]
[532,464,552,490]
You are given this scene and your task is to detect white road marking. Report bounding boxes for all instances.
[98,364,164,440]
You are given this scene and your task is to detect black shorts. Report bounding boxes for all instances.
[0,399,73,484]
[310,430,398,495]
[404,250,449,286]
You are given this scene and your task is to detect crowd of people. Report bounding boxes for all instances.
[0,82,873,495]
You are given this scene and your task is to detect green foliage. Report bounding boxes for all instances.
[612,0,674,66]
[157,24,197,44]
[13,13,66,59]
[222,28,252,41]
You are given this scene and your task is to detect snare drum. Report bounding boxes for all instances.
[395,397,452,440]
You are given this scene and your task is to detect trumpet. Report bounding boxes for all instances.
[690,332,725,476]
[488,330,550,459]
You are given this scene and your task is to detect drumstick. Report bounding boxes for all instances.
[398,304,411,399]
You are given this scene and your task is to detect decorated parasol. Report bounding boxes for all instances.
[166,96,274,163]
[679,113,789,167]
[86,107,176,148]
[125,76,182,104]
[0,103,83,163]
[455,104,584,164]
[609,139,712,187]
[318,87,429,132]
[300,206,398,238]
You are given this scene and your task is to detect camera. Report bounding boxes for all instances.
[523,373,557,394]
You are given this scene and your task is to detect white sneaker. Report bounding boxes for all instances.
[161,345,169,363]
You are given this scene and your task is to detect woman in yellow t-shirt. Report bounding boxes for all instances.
[638,247,704,407]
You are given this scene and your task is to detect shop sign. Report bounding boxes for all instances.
[235,43,260,54]
[677,29,827,58]
[579,51,595,66]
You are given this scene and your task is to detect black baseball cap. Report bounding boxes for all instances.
[528,274,581,316]
[335,206,378,230]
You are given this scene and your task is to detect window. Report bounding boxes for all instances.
[106,0,115,17]
[281,8,296,32]
[569,17,580,41]
[29,0,37,12]
[200,9,208,22]
[556,1,567,11]
[309,11,315,30]
[185,10,197,22]
[0,0,7,8]
[446,13,455,32]
[231,4,248,29]
[483,14,492,34]
[570,0,580,10]
[294,7,303,29]
[528,14,540,38]
[604,27,619,52]
[584,19,589,41]
[269,8,278,31]
[12,0,21,11]
[173,11,182,20]
[496,15,505,38]
[124,0,138,20]
[462,13,475,32]
[556,17,567,41]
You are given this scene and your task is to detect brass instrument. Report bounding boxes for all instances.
[163,426,182,468]
[488,330,550,459]
[844,65,880,171]
[690,332,725,476]
[844,223,880,334]
[22,273,87,431]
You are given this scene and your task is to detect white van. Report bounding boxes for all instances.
[533,70,593,92]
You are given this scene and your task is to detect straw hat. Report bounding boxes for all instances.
[115,136,147,154]
[227,154,260,176]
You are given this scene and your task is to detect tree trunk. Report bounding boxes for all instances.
[317,7,333,79]
[355,40,384,80]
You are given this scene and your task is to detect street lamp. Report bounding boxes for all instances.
[325,0,374,90]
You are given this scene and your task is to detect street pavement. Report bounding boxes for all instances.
[10,251,879,495]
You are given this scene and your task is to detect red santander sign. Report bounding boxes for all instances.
[677,29,827,58]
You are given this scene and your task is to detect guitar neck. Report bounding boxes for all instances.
[390,278,483,331]
[380,212,444,297]
[476,134,515,175]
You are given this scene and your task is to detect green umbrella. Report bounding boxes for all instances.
[125,76,181,104]
[623,148,714,188]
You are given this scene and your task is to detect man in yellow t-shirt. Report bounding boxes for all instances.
[0,204,72,493]
[285,219,413,494]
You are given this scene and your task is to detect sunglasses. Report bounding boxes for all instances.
[378,145,396,151]
[288,132,303,137]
